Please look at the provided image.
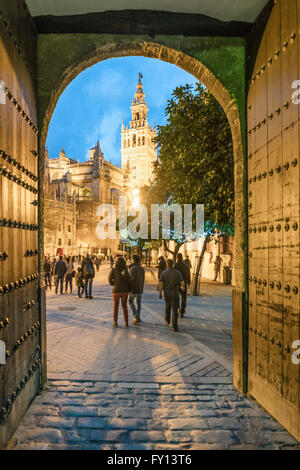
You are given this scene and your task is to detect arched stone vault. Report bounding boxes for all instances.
[38,38,247,391]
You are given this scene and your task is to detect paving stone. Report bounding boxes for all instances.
[50,398,84,406]
[61,406,98,417]
[83,387,109,394]
[108,388,136,395]
[27,405,60,416]
[206,417,242,430]
[191,430,237,445]
[55,386,85,393]
[64,430,85,443]
[153,410,180,419]
[62,393,87,399]
[48,444,81,450]
[262,432,299,445]
[189,443,230,450]
[15,443,50,450]
[193,402,217,410]
[165,431,192,443]
[129,431,166,442]
[90,430,128,442]
[168,418,209,431]
[197,385,218,390]
[161,388,199,395]
[115,443,154,450]
[51,381,76,387]
[96,407,117,417]
[81,444,104,450]
[39,416,75,429]
[15,428,64,444]
[116,407,152,418]
[162,384,197,391]
[117,383,159,389]
[84,398,111,406]
[174,395,199,402]
[77,417,107,429]
[108,418,148,430]
[183,409,218,418]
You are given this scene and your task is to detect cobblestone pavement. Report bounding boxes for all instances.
[10,265,300,450]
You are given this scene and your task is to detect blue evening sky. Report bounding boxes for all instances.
[46,57,198,167]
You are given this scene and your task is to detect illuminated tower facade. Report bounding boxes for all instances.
[121,74,157,188]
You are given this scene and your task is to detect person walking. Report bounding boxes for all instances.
[109,254,114,268]
[213,255,222,281]
[159,259,185,332]
[75,266,85,298]
[108,257,131,328]
[54,255,66,295]
[128,255,145,325]
[95,257,101,272]
[65,257,74,293]
[184,255,192,294]
[175,253,190,318]
[156,256,166,290]
[82,253,95,299]
[44,258,52,290]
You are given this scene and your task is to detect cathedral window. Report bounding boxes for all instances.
[133,135,136,147]
[138,137,141,146]
[142,136,145,145]
[123,140,126,148]
[128,139,130,147]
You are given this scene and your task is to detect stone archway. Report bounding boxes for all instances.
[38,40,247,392]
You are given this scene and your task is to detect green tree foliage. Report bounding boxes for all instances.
[153,83,234,227]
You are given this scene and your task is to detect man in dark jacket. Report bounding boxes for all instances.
[54,255,67,295]
[159,259,185,332]
[81,253,95,299]
[156,256,166,290]
[128,255,145,324]
[175,253,190,318]
[44,258,52,290]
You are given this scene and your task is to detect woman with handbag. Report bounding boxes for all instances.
[108,257,131,328]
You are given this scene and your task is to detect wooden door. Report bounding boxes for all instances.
[247,0,300,441]
[0,1,41,448]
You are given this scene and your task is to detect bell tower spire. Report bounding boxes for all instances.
[130,73,148,128]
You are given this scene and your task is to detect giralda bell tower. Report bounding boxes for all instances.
[121,73,157,189]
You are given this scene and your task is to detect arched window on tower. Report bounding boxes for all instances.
[138,137,141,146]
[142,136,145,145]
[136,112,139,120]
[133,135,136,147]
[123,140,126,149]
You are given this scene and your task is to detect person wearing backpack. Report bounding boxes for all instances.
[81,253,95,299]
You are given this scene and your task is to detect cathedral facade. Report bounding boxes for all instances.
[44,75,157,257]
